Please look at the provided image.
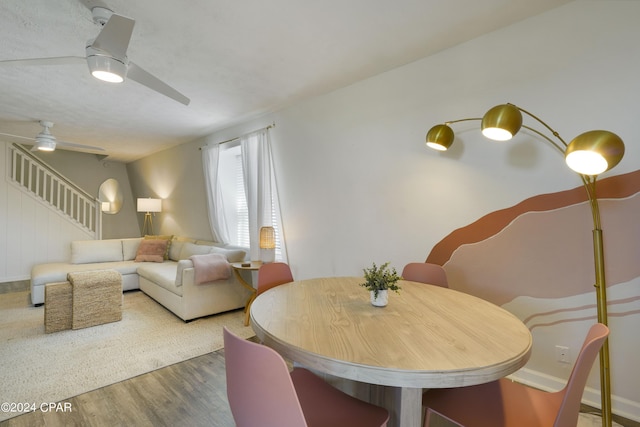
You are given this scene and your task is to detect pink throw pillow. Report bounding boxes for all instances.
[135,239,168,263]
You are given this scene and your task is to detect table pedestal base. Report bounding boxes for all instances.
[313,370,423,427]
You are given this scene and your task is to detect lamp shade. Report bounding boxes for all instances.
[426,124,455,151]
[565,130,625,176]
[259,226,276,249]
[137,198,162,213]
[481,104,523,141]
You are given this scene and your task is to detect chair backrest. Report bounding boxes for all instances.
[257,262,294,295]
[555,323,609,427]
[401,262,448,288]
[223,327,308,427]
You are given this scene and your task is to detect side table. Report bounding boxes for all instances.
[230,261,262,326]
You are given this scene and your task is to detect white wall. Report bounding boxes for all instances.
[127,0,640,419]
[0,143,96,282]
[216,1,640,281]
[29,149,140,239]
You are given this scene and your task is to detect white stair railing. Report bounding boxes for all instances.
[7,144,101,237]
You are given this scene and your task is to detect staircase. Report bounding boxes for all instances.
[7,143,101,237]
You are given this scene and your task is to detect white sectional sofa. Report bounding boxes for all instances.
[30,236,252,321]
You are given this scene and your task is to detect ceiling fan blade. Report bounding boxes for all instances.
[57,140,105,152]
[0,131,34,142]
[0,131,104,153]
[127,62,190,105]
[0,56,85,67]
[92,14,135,58]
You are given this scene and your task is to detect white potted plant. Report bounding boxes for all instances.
[360,262,401,307]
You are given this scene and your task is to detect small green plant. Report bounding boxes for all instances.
[360,262,402,298]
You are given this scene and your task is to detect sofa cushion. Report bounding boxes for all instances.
[179,242,213,260]
[71,240,123,264]
[135,239,168,263]
[169,236,196,261]
[195,240,216,246]
[137,262,182,296]
[122,238,143,261]
[32,261,140,287]
[209,246,246,263]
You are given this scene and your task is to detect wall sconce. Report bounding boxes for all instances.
[425,103,625,427]
[101,202,111,212]
[259,226,276,263]
[137,198,162,236]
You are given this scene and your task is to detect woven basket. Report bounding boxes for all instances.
[69,270,123,330]
[44,281,73,334]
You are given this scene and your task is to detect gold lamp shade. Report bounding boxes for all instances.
[426,124,455,151]
[565,130,625,176]
[481,104,523,141]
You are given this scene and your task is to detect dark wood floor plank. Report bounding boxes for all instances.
[0,350,234,427]
[2,339,637,427]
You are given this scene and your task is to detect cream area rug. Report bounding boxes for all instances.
[0,290,254,422]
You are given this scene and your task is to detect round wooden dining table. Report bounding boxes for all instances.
[250,277,532,427]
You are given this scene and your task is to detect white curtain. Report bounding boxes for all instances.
[240,129,288,262]
[201,142,230,243]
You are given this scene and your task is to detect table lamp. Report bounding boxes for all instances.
[259,226,276,263]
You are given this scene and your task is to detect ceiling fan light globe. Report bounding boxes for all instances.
[87,53,126,83]
[92,70,124,83]
[35,139,56,151]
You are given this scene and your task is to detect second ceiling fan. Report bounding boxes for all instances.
[0,7,190,106]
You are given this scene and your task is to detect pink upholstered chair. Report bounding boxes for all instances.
[223,327,389,427]
[244,262,294,325]
[401,263,448,288]
[422,323,609,427]
[257,262,294,296]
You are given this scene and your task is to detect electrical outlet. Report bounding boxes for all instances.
[555,345,571,364]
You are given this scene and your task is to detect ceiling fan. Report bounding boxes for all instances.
[0,7,190,106]
[0,121,105,153]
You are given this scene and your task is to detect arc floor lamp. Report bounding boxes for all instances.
[425,103,625,427]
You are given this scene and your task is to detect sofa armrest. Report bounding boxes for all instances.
[175,259,194,287]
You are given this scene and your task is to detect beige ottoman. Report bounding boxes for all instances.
[68,270,122,330]
[44,281,73,333]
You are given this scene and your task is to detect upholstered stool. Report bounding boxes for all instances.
[44,281,73,333]
[68,270,122,330]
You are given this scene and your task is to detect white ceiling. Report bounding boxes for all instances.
[0,0,571,162]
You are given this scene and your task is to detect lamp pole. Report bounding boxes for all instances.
[425,104,624,427]
[586,179,613,427]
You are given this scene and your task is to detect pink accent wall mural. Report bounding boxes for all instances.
[426,170,640,414]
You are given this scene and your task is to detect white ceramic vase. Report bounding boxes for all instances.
[370,289,388,307]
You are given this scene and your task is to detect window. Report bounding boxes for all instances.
[217,141,284,260]
[203,127,286,262]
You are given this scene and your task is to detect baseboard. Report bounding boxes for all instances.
[0,279,30,294]
[510,368,640,423]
